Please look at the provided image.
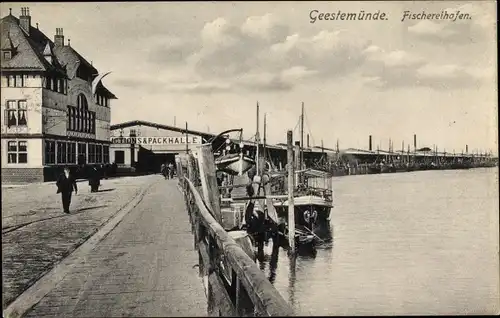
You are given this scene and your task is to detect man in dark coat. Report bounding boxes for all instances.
[88,166,101,192]
[56,166,78,214]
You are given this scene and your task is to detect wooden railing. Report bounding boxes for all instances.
[176,150,294,317]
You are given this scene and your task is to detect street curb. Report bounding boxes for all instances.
[3,178,159,318]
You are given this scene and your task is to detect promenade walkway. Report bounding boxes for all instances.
[3,178,206,317]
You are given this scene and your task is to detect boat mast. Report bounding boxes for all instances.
[300,102,304,170]
[256,101,260,174]
[263,113,267,165]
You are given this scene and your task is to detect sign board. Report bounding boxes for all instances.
[67,131,95,139]
[111,136,202,145]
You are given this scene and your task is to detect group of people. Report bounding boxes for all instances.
[160,162,175,179]
[55,165,107,214]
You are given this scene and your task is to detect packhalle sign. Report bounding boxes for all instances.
[111,136,202,145]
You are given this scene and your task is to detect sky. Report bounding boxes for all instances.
[2,1,498,154]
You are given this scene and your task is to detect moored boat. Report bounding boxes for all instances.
[272,168,334,229]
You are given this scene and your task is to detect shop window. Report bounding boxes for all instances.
[78,143,87,165]
[88,144,96,163]
[67,142,76,164]
[103,145,109,163]
[57,141,67,164]
[96,144,102,163]
[44,140,56,164]
[115,150,125,164]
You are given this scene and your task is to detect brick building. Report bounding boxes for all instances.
[1,7,117,183]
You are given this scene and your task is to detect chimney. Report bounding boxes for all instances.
[466,145,468,153]
[54,28,64,46]
[369,135,372,151]
[307,134,310,148]
[19,7,31,35]
[413,134,417,150]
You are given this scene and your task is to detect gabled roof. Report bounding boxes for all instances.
[53,45,98,78]
[1,14,51,71]
[1,11,115,97]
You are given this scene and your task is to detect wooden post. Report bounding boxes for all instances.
[197,144,223,224]
[287,130,295,253]
[294,142,300,185]
[175,155,183,186]
[187,153,196,182]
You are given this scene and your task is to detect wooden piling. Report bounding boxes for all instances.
[287,130,295,253]
[197,144,223,224]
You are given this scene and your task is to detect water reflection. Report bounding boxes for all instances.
[268,241,280,284]
[313,221,333,244]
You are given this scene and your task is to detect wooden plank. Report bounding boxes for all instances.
[208,271,236,316]
[197,144,223,224]
[198,239,210,276]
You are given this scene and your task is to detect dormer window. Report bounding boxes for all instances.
[3,51,12,60]
[2,32,17,61]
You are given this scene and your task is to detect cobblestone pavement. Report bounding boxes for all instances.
[2,175,159,308]
[22,179,207,317]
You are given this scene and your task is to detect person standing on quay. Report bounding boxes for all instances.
[56,166,78,214]
[168,162,175,179]
[88,166,101,192]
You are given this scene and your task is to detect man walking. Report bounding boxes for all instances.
[168,162,174,179]
[56,166,78,214]
[161,162,167,179]
[88,166,101,192]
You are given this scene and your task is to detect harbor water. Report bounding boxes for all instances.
[262,168,499,315]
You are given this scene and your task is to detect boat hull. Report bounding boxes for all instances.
[273,195,333,225]
[215,154,255,175]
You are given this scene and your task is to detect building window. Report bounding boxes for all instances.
[77,94,88,110]
[103,145,109,163]
[67,142,76,164]
[91,113,95,133]
[78,143,86,165]
[88,144,96,164]
[57,141,67,164]
[44,140,56,164]
[96,144,103,163]
[7,140,28,164]
[67,104,95,134]
[115,150,125,164]
[67,107,73,130]
[16,75,23,87]
[6,75,26,87]
[5,100,27,127]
